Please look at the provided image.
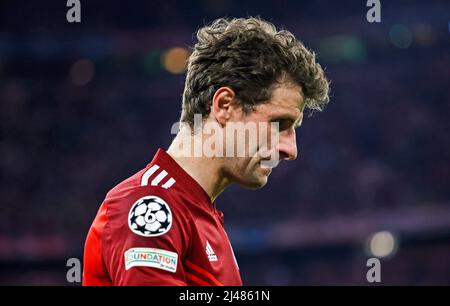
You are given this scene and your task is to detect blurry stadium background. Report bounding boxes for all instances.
[1,0,449,285]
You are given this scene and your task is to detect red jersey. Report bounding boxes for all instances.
[83,148,242,286]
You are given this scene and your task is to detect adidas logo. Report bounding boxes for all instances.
[206,240,218,262]
[141,164,176,189]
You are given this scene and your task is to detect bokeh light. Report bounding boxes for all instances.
[414,24,436,47]
[367,231,398,258]
[69,59,95,86]
[318,35,366,63]
[162,47,189,74]
[143,50,162,74]
[389,24,413,49]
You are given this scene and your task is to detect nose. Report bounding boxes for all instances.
[277,127,298,161]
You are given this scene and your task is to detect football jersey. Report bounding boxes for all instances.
[82,148,242,286]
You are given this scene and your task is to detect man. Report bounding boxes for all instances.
[83,17,330,286]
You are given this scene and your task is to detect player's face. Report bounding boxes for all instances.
[224,84,304,189]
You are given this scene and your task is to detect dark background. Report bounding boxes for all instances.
[1,0,449,285]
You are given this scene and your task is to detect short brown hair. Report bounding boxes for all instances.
[181,17,330,127]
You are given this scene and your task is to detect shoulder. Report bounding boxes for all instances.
[105,184,189,230]
[104,164,186,215]
[101,169,195,244]
[98,184,192,282]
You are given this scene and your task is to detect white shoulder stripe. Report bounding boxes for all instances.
[151,170,168,186]
[141,164,160,186]
[141,164,176,189]
[161,177,176,189]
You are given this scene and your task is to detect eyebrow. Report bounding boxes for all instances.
[271,114,303,128]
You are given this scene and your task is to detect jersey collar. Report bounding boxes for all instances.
[150,148,216,211]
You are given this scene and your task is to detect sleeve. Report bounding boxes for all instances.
[102,187,191,285]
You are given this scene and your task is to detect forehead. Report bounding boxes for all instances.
[257,84,304,117]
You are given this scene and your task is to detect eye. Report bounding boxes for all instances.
[271,118,294,131]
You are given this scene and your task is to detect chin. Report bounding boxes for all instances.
[238,176,268,190]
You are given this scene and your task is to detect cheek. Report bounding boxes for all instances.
[233,156,256,174]
[257,123,279,152]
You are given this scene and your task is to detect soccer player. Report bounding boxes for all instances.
[83,17,330,286]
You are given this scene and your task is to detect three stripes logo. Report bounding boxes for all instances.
[206,240,218,262]
[141,164,176,189]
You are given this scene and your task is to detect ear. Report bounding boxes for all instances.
[211,87,236,126]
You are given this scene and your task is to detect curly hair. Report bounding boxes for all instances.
[181,17,330,127]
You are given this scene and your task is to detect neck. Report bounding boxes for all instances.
[167,128,231,202]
